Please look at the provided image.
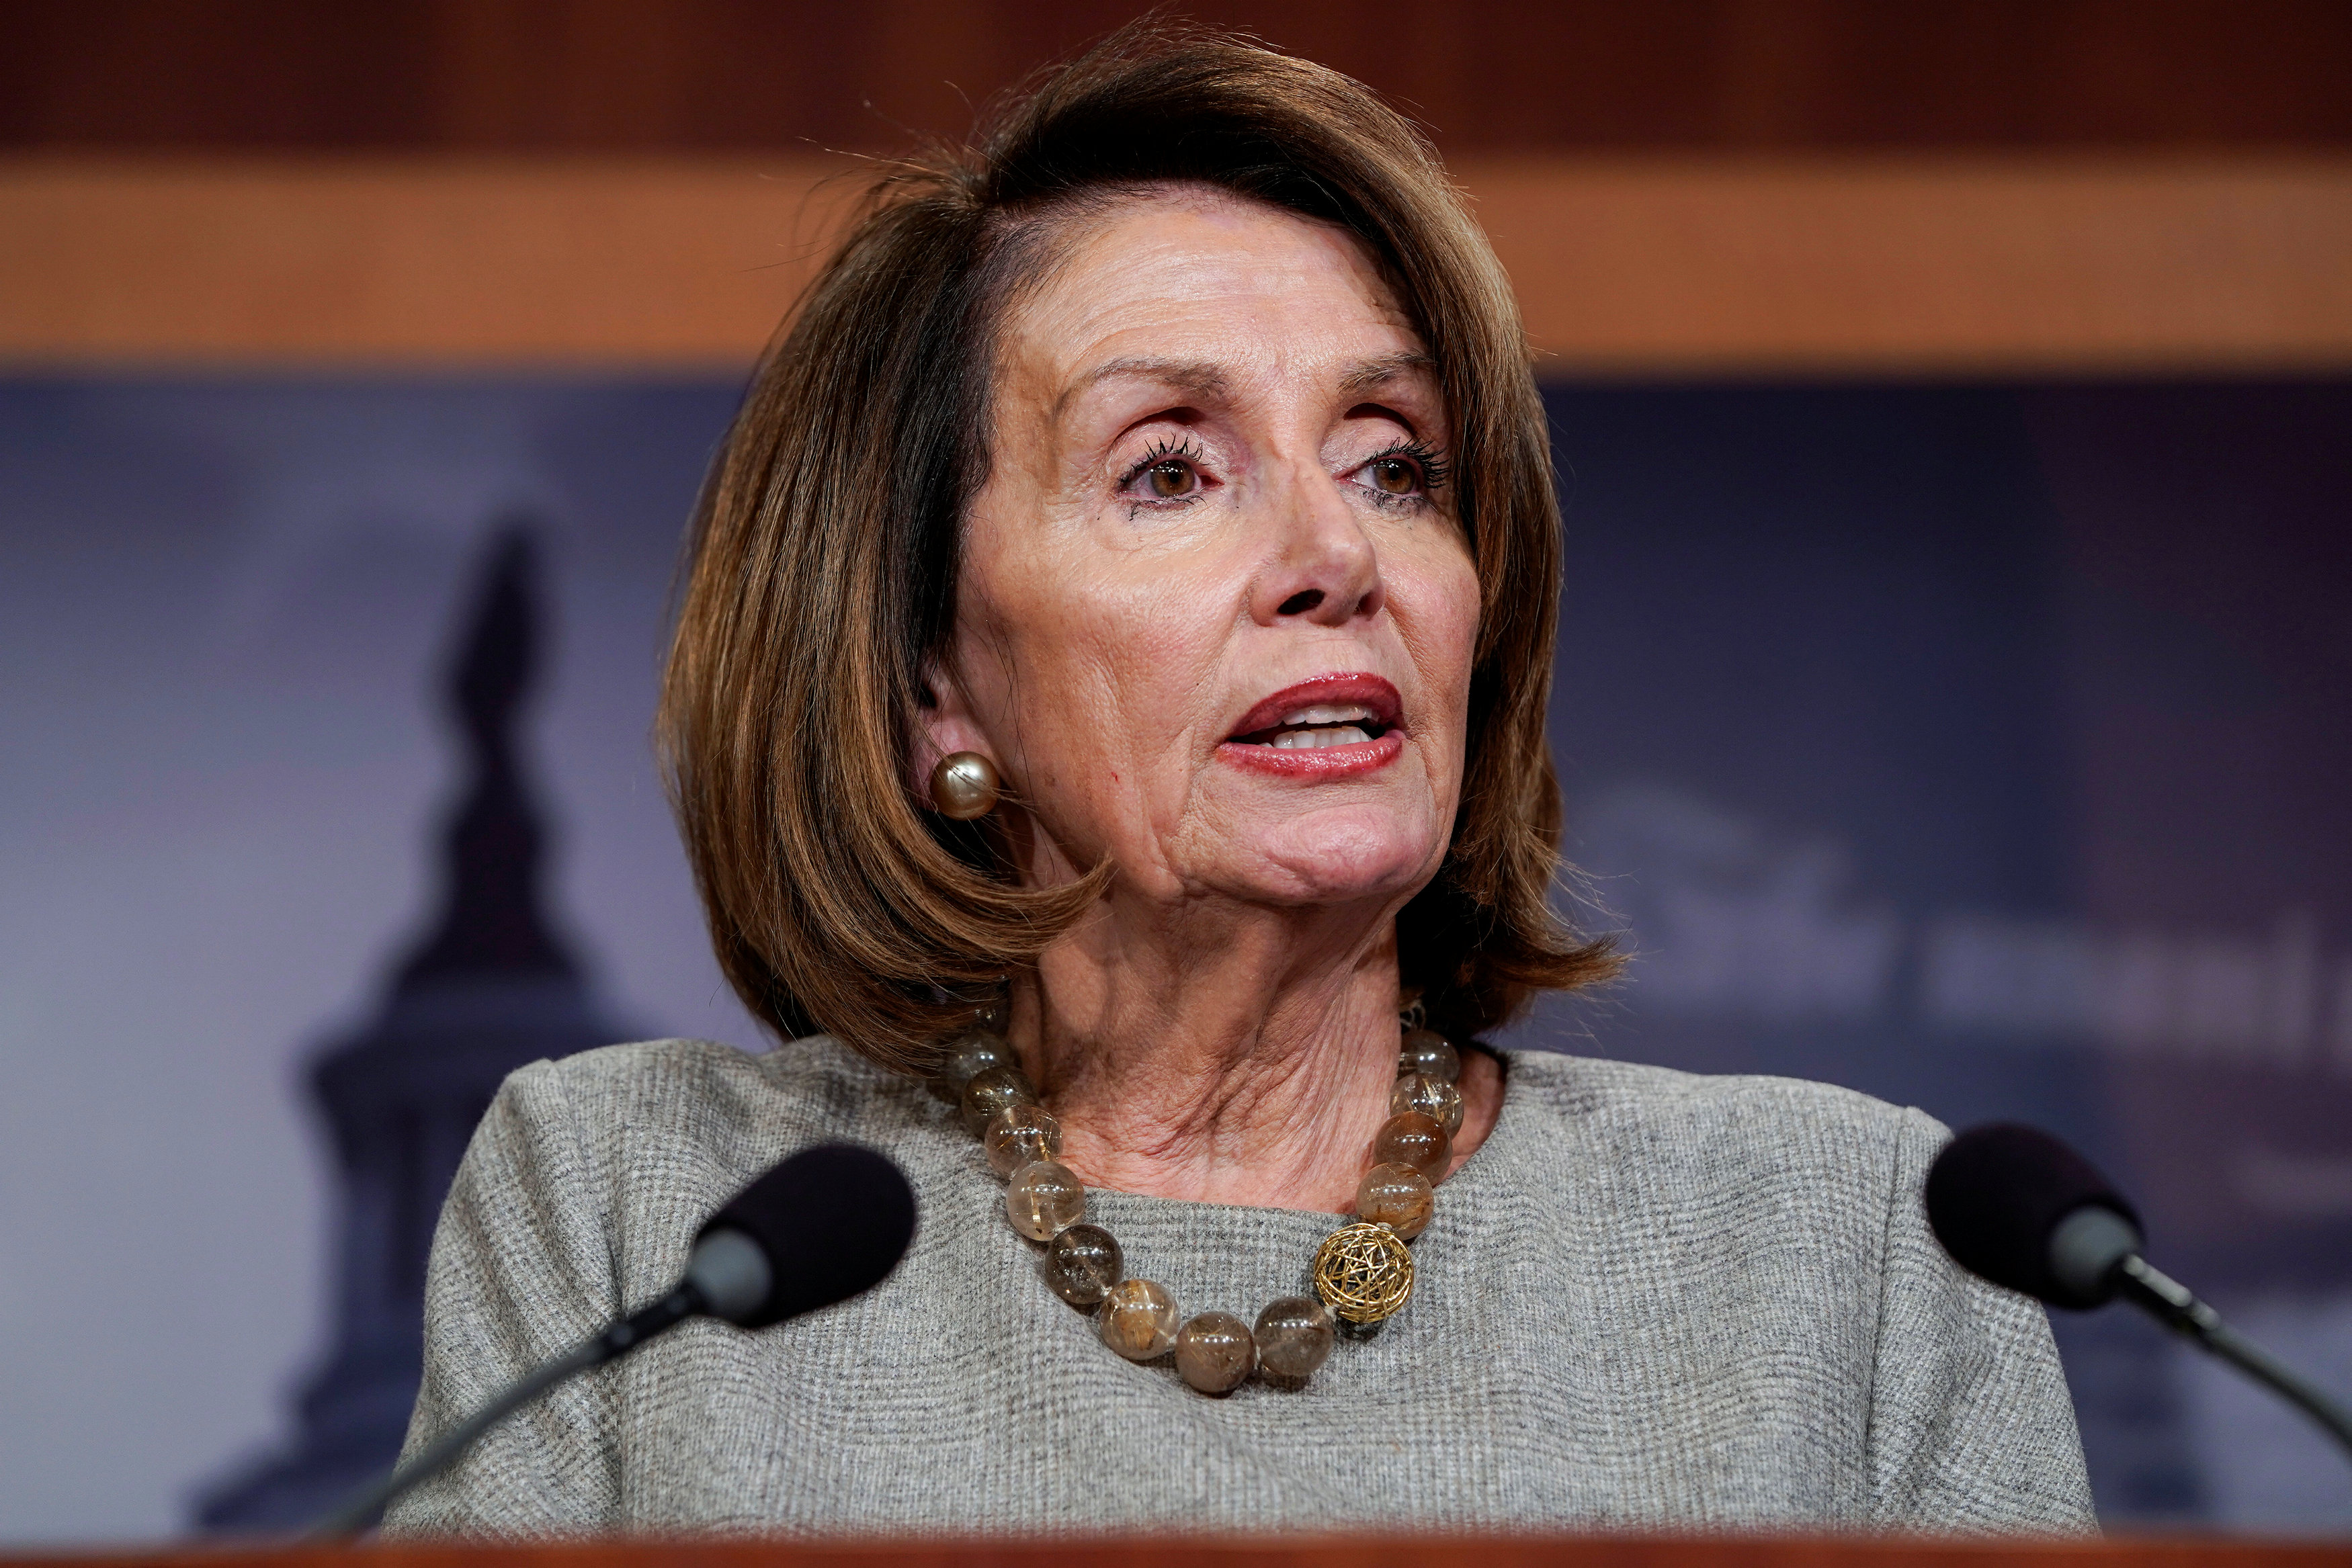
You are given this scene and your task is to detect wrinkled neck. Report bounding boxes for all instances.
[1008,892,1408,1212]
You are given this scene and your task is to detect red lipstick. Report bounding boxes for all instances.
[1217,673,1404,781]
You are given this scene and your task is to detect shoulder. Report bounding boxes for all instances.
[1502,1047,1943,1143]
[1495,1048,1946,1215]
[490,1033,930,1162]
[1493,1054,2089,1529]
[473,1034,938,1225]
[454,1034,946,1305]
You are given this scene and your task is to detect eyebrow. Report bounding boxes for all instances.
[1337,351,1438,396]
[1059,357,1230,417]
[1058,351,1437,416]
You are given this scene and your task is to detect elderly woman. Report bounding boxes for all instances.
[388,25,2093,1537]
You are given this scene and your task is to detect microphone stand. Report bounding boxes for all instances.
[2113,1254,2352,1461]
[310,1280,709,1538]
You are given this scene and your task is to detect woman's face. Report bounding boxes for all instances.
[927,190,1480,916]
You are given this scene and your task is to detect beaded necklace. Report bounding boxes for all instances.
[928,1002,1466,1395]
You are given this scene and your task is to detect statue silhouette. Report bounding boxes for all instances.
[196,525,629,1530]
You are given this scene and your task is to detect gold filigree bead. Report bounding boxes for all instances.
[1390,1072,1464,1136]
[1398,1027,1460,1083]
[1311,1220,1415,1324]
[1355,1161,1435,1239]
[1372,1109,1450,1182]
[1005,1159,1083,1240]
[984,1102,1062,1176]
[1098,1278,1179,1360]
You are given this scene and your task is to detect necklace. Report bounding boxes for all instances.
[928,1001,1467,1395]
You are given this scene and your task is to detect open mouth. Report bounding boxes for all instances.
[1220,675,1404,773]
[1229,703,1392,750]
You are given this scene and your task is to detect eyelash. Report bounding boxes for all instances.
[1360,437,1451,498]
[1117,437,1207,492]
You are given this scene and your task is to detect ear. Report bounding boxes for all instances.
[908,653,997,801]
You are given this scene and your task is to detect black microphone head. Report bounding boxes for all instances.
[696,1143,918,1329]
[1925,1123,2142,1309]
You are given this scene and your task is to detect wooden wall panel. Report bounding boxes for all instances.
[1,1,2349,158]
[0,159,849,367]
[1472,159,2352,374]
[3,156,2347,373]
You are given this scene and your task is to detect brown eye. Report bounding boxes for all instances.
[1370,457,1419,494]
[1147,460,1195,498]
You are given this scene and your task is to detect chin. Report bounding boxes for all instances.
[1232,806,1442,906]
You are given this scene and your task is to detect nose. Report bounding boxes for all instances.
[1249,462,1386,628]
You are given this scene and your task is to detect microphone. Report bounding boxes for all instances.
[317,1141,918,1535]
[1926,1124,2352,1463]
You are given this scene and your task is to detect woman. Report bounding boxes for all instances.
[388,24,2094,1536]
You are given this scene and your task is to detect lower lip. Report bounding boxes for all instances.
[1215,730,1405,779]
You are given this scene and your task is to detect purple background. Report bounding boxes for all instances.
[0,375,2345,1540]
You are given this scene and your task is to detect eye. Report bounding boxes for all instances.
[1350,439,1447,503]
[1145,458,1198,499]
[1118,437,1212,507]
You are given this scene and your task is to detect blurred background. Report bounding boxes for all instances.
[2,0,2349,1544]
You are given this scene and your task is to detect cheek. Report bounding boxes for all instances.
[1402,541,1483,716]
[979,548,1228,766]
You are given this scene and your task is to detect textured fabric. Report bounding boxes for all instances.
[384,1037,2096,1537]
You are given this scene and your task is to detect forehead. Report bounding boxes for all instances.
[994,190,1427,399]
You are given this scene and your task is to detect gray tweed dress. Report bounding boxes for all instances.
[382,1037,2096,1536]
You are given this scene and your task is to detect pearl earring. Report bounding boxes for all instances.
[929,752,1001,820]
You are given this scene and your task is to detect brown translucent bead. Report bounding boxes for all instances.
[961,1063,1036,1135]
[1355,1161,1435,1239]
[1372,1109,1450,1181]
[1097,1278,1179,1361]
[1254,1295,1335,1379]
[1398,1028,1460,1083]
[1005,1159,1084,1240]
[929,1031,1016,1103]
[1175,1311,1257,1395]
[984,1102,1063,1176]
[1042,1222,1122,1306]
[1390,1072,1464,1136]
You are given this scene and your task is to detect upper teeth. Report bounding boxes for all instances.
[1279,704,1376,726]
[1272,726,1372,749]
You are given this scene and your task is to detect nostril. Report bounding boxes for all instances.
[1277,589,1325,616]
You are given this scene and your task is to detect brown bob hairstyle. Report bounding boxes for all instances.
[659,19,1617,1076]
